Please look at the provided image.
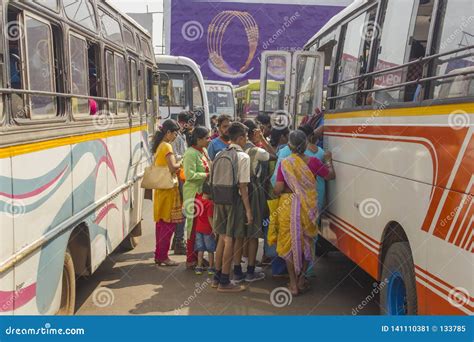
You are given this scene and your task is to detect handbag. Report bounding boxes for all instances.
[141,164,178,190]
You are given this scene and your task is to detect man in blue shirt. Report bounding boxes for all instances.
[208,114,232,160]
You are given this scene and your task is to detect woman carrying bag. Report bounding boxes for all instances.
[182,126,211,269]
[148,119,184,266]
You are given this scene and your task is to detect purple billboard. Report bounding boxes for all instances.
[165,0,349,84]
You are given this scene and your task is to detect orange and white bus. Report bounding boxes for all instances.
[260,0,473,315]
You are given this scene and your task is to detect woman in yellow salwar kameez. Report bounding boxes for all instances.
[270,130,335,296]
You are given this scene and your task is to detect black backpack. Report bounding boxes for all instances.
[210,147,239,205]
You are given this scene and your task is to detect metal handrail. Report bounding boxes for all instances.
[328,45,473,88]
[0,88,142,104]
[327,68,474,101]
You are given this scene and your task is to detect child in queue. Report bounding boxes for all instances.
[194,183,216,275]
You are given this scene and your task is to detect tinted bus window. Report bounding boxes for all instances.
[431,0,474,99]
[64,0,96,32]
[130,59,138,114]
[99,9,122,44]
[70,34,89,115]
[25,15,56,117]
[141,38,152,59]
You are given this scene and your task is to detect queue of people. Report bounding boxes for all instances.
[147,111,335,295]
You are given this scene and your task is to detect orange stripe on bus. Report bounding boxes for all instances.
[329,222,379,279]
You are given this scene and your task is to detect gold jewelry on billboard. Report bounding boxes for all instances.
[207,11,259,77]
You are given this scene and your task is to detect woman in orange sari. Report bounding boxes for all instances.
[271,130,335,295]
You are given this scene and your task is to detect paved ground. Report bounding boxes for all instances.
[76,200,380,315]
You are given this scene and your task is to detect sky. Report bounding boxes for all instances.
[113,0,165,54]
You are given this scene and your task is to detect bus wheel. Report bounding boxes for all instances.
[120,224,141,251]
[380,242,417,315]
[315,235,332,257]
[57,249,76,315]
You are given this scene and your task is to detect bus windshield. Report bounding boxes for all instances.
[159,73,186,107]
[206,84,235,117]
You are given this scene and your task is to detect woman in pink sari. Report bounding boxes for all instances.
[271,130,335,296]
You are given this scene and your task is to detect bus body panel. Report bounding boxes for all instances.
[322,105,473,315]
[0,159,15,314]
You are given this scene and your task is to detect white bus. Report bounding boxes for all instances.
[156,55,210,128]
[205,81,236,120]
[260,0,473,315]
[0,0,158,314]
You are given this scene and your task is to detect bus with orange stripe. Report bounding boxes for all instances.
[260,0,472,315]
[0,0,157,314]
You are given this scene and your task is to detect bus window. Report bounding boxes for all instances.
[106,51,116,114]
[295,55,318,116]
[250,91,260,113]
[146,67,153,116]
[34,0,59,12]
[370,0,434,104]
[430,0,474,100]
[70,34,89,115]
[25,15,57,118]
[371,0,416,104]
[141,38,153,60]
[263,55,286,112]
[99,9,122,44]
[333,13,367,109]
[115,54,128,115]
[63,0,96,32]
[130,59,138,114]
[88,42,100,98]
[123,26,136,51]
[138,63,145,115]
[159,75,185,107]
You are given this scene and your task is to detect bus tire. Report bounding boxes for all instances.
[57,249,76,315]
[120,224,141,251]
[380,242,417,315]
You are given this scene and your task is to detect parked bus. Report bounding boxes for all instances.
[156,55,210,128]
[205,81,236,120]
[235,80,283,120]
[260,0,473,315]
[0,0,158,315]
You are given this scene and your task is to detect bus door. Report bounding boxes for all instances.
[260,51,324,128]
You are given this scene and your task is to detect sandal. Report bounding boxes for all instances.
[297,274,311,294]
[155,259,178,267]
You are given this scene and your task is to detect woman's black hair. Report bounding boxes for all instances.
[270,127,290,147]
[190,126,210,146]
[288,130,307,154]
[243,119,258,139]
[152,119,180,153]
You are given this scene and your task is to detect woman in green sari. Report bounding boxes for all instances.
[182,127,211,268]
